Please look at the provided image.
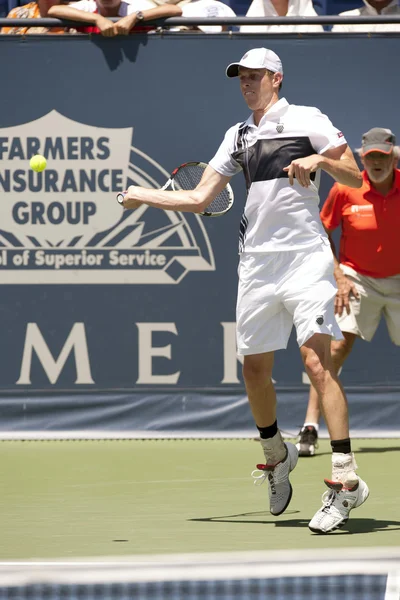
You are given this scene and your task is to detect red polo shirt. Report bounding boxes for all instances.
[321,169,400,278]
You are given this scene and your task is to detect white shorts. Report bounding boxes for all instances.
[236,239,343,355]
[337,265,400,344]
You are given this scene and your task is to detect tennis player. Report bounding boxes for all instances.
[121,47,369,534]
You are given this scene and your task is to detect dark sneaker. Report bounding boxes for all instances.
[296,425,318,457]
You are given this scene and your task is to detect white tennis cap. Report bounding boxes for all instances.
[226,48,283,78]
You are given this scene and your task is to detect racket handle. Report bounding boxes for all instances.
[116,192,126,205]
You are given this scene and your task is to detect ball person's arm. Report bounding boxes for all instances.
[284,145,362,189]
[324,224,360,315]
[122,166,232,213]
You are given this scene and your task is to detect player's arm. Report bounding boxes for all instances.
[122,165,231,213]
[318,145,362,188]
[284,145,362,189]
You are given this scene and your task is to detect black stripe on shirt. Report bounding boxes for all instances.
[239,213,248,252]
[232,136,316,184]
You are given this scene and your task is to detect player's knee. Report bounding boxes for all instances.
[242,356,273,385]
[303,352,325,381]
[331,337,354,366]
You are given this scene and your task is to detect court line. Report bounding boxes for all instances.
[0,547,399,584]
[385,571,400,600]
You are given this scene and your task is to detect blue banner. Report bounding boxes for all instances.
[0,34,399,406]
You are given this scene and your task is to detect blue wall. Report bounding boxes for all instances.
[0,34,399,431]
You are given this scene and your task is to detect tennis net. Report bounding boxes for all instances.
[1,548,399,600]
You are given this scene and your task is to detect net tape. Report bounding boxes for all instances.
[1,549,400,600]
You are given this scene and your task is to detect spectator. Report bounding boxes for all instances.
[297,127,400,457]
[1,0,73,33]
[240,0,324,33]
[47,0,181,35]
[134,0,237,32]
[332,0,400,33]
[47,0,235,34]
[178,0,237,32]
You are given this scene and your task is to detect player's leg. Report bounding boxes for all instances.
[299,333,369,533]
[237,251,298,516]
[300,333,351,445]
[297,333,356,457]
[243,353,298,516]
[297,264,378,458]
[285,242,369,533]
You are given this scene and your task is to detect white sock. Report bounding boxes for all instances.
[303,422,319,433]
[331,452,358,487]
[259,430,286,465]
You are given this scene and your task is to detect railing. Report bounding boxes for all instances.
[1,15,400,28]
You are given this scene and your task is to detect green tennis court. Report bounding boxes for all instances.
[1,438,399,560]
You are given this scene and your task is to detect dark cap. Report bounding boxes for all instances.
[361,127,396,156]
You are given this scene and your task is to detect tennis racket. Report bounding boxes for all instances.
[116,161,234,217]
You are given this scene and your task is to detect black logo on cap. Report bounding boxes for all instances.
[316,315,324,325]
[276,123,284,133]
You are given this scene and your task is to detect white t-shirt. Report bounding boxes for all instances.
[181,0,236,32]
[209,98,347,253]
[332,0,400,33]
[240,0,324,33]
[69,0,156,15]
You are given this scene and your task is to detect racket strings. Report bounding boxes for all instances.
[173,165,205,190]
[174,165,232,216]
[203,188,232,215]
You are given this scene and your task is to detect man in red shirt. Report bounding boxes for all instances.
[297,127,400,456]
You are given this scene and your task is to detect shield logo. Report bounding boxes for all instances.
[0,110,215,284]
[276,123,284,133]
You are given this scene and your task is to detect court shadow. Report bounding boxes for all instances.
[357,446,400,454]
[188,510,306,527]
[298,452,332,458]
[309,518,400,536]
[189,514,400,534]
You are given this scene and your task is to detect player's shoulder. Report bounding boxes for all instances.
[286,103,325,118]
[223,120,250,138]
[230,119,251,131]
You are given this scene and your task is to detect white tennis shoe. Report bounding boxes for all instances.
[308,477,369,534]
[252,442,298,516]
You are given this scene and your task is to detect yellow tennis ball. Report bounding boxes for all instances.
[30,155,47,172]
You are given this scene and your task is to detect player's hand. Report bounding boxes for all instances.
[95,15,117,36]
[114,14,136,35]
[283,155,322,188]
[334,275,359,316]
[122,186,143,210]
